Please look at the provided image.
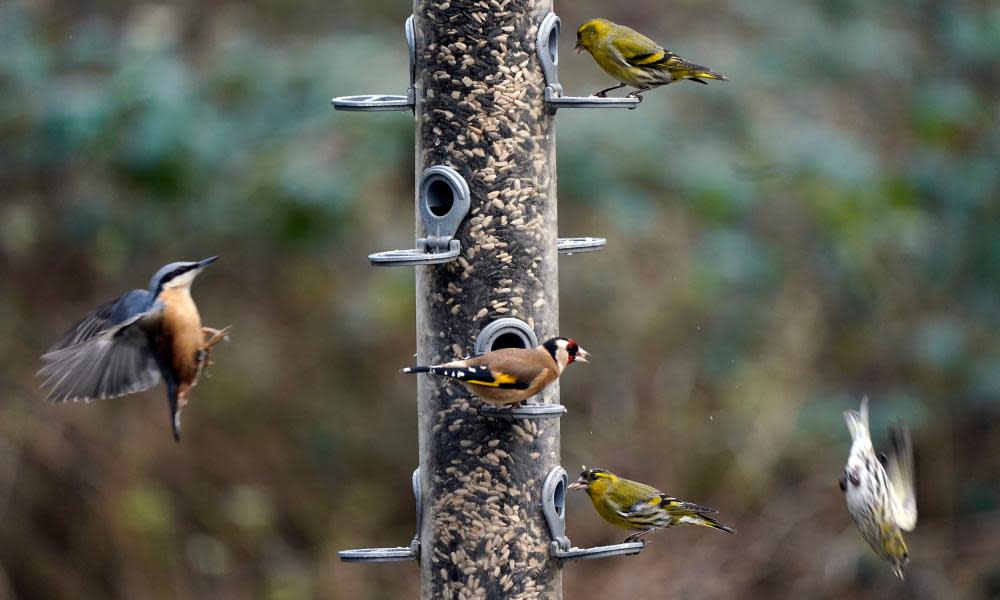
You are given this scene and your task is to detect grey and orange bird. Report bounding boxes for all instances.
[39,257,230,441]
[400,337,589,407]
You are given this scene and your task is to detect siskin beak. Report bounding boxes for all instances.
[568,478,587,490]
[573,43,584,54]
[575,348,590,363]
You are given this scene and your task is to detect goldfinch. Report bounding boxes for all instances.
[569,467,735,542]
[574,18,727,101]
[841,397,916,579]
[400,337,589,407]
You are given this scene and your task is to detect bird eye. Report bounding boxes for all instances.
[567,340,578,352]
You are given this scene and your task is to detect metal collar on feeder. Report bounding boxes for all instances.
[368,166,471,267]
[536,12,640,111]
[542,466,646,561]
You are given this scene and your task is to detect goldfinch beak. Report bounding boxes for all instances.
[568,478,587,490]
[574,43,584,54]
[575,348,590,363]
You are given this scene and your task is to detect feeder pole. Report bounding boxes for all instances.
[413,0,561,598]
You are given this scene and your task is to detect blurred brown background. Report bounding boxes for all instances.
[1,0,998,598]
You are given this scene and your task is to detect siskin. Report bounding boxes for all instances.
[574,18,727,102]
[569,467,735,542]
[841,397,917,579]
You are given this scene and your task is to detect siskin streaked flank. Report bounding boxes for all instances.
[569,467,735,543]
[575,18,727,102]
[842,396,917,580]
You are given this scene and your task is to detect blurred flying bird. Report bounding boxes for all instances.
[39,257,230,441]
[841,397,917,579]
[401,337,588,407]
[570,466,735,542]
[575,18,727,101]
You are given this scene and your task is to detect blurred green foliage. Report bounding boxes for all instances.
[0,0,998,598]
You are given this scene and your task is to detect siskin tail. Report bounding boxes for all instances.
[843,396,871,441]
[681,513,736,534]
[400,366,432,374]
[685,68,727,85]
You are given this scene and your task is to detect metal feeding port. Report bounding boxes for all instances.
[339,468,422,563]
[368,166,471,266]
[331,16,417,113]
[473,319,567,420]
[536,13,640,111]
[542,466,646,561]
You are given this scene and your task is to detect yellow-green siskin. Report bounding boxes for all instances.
[842,397,917,579]
[574,18,727,102]
[569,467,735,542]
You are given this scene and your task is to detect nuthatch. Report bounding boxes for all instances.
[39,257,230,441]
[400,337,589,407]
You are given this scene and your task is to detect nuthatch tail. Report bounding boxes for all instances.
[39,257,230,441]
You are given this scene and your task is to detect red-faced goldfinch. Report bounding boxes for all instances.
[400,337,589,407]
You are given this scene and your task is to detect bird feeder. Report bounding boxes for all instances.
[332,4,643,598]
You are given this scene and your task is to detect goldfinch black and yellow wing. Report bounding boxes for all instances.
[401,363,531,389]
[447,364,531,389]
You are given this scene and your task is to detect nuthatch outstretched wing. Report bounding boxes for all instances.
[400,337,588,407]
[39,256,229,441]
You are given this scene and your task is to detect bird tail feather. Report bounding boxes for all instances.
[693,68,727,81]
[843,396,871,442]
[681,514,736,534]
[400,366,432,374]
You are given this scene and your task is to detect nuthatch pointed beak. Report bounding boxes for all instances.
[198,256,219,269]
[568,476,588,490]
[575,348,590,363]
[574,43,584,54]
